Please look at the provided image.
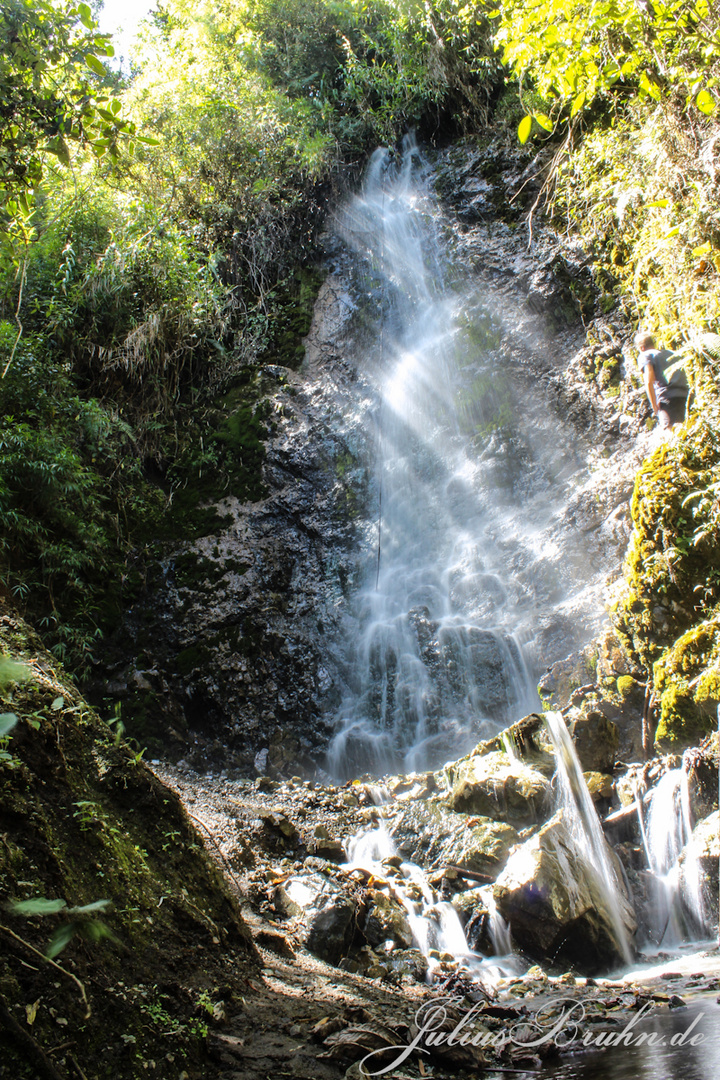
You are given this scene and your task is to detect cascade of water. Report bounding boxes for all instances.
[478,884,513,956]
[644,760,709,946]
[344,822,522,980]
[326,137,609,780]
[544,710,635,965]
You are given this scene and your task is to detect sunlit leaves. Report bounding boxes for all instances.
[492,0,720,138]
[696,89,717,114]
[0,0,137,263]
[518,114,532,143]
[85,53,107,76]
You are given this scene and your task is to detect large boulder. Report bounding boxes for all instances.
[305,899,357,964]
[446,750,551,824]
[274,871,359,964]
[493,810,637,973]
[363,889,414,949]
[390,799,519,878]
[568,709,619,772]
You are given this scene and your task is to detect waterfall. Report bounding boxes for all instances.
[545,710,635,964]
[644,760,709,945]
[326,137,607,780]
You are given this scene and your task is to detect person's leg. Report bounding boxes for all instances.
[656,394,686,429]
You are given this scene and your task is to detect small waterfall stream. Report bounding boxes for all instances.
[327,138,606,779]
[545,710,635,965]
[643,759,710,946]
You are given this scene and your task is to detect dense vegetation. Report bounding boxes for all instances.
[1,0,719,745]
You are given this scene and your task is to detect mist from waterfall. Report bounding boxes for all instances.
[327,138,605,779]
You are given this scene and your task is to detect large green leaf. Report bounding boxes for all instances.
[85,54,108,78]
[518,114,533,143]
[10,897,67,916]
[696,89,717,115]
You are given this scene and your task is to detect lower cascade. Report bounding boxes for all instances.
[642,758,712,947]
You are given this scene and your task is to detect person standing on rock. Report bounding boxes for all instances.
[635,331,689,430]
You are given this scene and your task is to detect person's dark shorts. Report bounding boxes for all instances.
[656,392,687,428]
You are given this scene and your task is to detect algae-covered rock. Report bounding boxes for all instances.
[568,709,619,772]
[493,810,637,973]
[363,889,413,949]
[390,800,519,878]
[654,685,715,751]
[467,714,556,775]
[652,618,720,751]
[446,751,551,824]
[583,772,614,803]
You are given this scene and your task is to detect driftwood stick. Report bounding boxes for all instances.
[446,865,494,885]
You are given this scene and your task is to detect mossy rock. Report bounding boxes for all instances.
[655,684,715,751]
[615,674,645,707]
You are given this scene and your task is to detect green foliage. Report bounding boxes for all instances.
[0,0,495,678]
[492,0,720,136]
[0,325,138,671]
[8,895,116,958]
[0,0,143,264]
[547,105,720,339]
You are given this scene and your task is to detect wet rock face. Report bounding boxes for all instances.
[447,750,551,824]
[102,270,377,773]
[390,799,519,879]
[102,140,646,774]
[682,809,720,926]
[493,810,637,973]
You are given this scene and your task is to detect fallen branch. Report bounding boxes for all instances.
[446,866,494,885]
[0,924,89,1017]
[186,811,245,897]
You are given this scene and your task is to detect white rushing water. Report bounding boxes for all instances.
[644,759,709,946]
[545,710,635,965]
[326,138,610,780]
[344,821,520,981]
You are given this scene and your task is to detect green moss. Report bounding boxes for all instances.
[613,419,720,671]
[616,675,640,699]
[655,684,714,750]
[261,266,325,369]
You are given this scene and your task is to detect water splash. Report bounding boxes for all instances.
[545,710,635,964]
[344,822,520,981]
